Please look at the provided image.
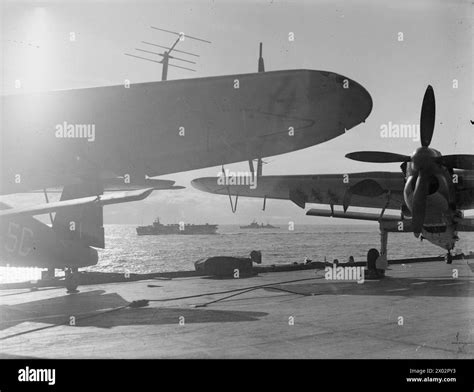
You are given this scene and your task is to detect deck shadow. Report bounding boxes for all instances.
[0,289,267,330]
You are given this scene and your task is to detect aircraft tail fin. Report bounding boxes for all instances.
[53,182,105,248]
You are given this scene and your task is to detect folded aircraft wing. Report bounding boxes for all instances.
[0,188,154,218]
[2,70,373,195]
[100,177,185,192]
[10,176,184,194]
[191,171,405,210]
[305,207,415,232]
[306,208,401,221]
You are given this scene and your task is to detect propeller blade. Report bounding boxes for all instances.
[420,85,436,147]
[345,151,410,163]
[438,154,474,170]
[412,173,429,236]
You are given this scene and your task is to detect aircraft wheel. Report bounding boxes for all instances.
[367,248,379,271]
[446,253,453,265]
[65,268,80,293]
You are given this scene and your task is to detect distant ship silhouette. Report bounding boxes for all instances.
[240,220,279,229]
[136,217,218,235]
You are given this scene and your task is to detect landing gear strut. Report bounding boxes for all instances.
[380,229,388,258]
[65,267,80,293]
[366,228,389,280]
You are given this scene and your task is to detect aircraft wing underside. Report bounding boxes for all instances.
[14,178,184,195]
[1,69,373,195]
[191,171,406,210]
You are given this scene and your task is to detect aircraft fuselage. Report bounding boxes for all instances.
[0,207,98,268]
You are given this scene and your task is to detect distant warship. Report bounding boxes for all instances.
[240,220,279,229]
[136,218,218,235]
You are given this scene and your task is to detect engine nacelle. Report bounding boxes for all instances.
[403,172,452,220]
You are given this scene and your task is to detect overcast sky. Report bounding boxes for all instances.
[1,0,472,224]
